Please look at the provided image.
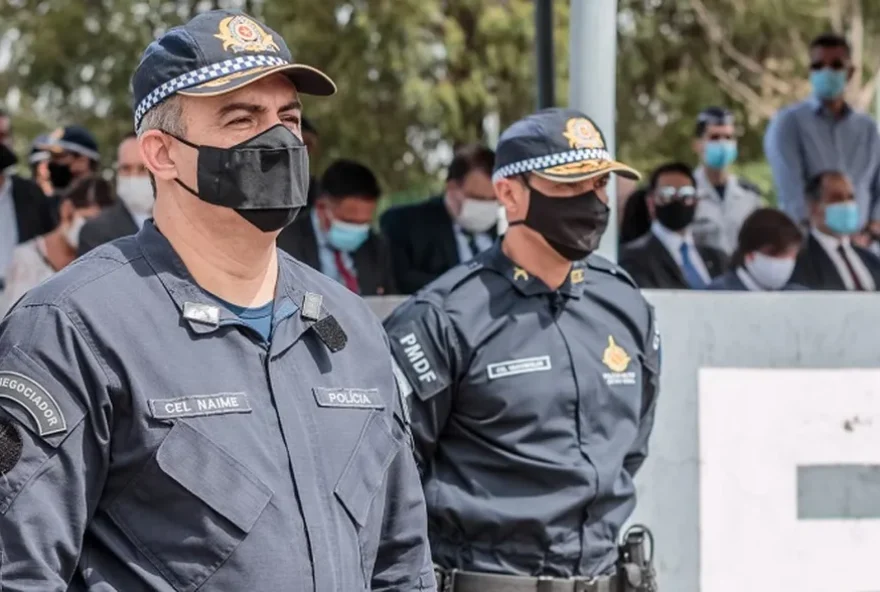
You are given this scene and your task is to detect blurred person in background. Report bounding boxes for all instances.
[0,109,13,151]
[791,170,880,290]
[277,158,396,295]
[765,33,880,244]
[301,116,321,208]
[1,176,114,315]
[381,143,498,294]
[0,124,56,294]
[620,162,727,289]
[692,106,761,254]
[38,125,101,223]
[708,208,805,291]
[28,134,54,196]
[618,186,650,246]
[78,133,152,255]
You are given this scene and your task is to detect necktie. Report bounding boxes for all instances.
[333,250,359,294]
[679,243,707,289]
[464,232,481,260]
[837,244,865,290]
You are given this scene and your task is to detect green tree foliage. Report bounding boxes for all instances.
[1,0,878,200]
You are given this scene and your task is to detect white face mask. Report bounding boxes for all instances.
[116,175,155,218]
[64,216,87,249]
[457,197,500,233]
[744,252,796,290]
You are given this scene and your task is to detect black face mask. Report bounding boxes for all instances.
[509,178,610,261]
[0,143,17,171]
[48,161,73,190]
[170,124,310,232]
[655,201,697,231]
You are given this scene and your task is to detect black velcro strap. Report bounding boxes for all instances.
[0,419,23,475]
[313,315,347,352]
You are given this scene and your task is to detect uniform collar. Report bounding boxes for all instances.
[136,220,300,337]
[482,243,585,299]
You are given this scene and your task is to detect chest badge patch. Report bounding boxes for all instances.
[602,336,637,387]
[487,355,552,380]
[313,387,384,410]
[602,336,630,372]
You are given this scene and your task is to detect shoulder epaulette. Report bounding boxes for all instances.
[586,254,639,289]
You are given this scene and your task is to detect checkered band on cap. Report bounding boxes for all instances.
[134,54,289,130]
[492,148,611,182]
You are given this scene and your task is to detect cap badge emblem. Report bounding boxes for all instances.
[563,117,604,150]
[602,336,631,373]
[214,15,280,53]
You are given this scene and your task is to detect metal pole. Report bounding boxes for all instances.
[535,0,555,109]
[570,0,619,261]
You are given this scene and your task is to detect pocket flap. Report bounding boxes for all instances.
[156,421,272,533]
[334,412,400,527]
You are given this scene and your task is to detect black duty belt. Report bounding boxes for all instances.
[437,569,619,592]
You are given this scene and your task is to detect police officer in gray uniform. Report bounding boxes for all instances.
[384,109,661,592]
[0,10,435,592]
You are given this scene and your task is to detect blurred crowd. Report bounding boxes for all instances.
[2,32,879,312]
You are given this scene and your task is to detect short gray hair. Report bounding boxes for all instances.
[136,95,185,137]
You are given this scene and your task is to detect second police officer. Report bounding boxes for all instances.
[0,10,434,591]
[385,108,661,592]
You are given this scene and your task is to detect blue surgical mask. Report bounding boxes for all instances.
[824,201,860,235]
[327,219,370,253]
[703,140,737,170]
[810,69,848,101]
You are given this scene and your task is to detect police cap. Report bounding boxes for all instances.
[131,10,336,131]
[36,126,100,161]
[492,107,640,183]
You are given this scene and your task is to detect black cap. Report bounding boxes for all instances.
[132,10,336,130]
[37,125,100,161]
[695,106,735,137]
[492,108,640,183]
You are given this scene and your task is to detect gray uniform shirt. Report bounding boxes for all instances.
[0,221,435,592]
[383,245,661,578]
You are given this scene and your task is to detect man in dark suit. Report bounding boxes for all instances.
[380,143,499,294]
[620,161,728,289]
[0,133,56,292]
[78,133,153,255]
[791,170,880,290]
[277,159,396,295]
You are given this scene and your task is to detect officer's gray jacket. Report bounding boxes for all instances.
[0,222,435,592]
[383,245,660,578]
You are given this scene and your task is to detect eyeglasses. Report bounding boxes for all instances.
[707,133,735,141]
[810,61,846,71]
[654,185,697,205]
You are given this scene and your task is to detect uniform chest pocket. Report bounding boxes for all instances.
[334,410,402,584]
[108,421,272,592]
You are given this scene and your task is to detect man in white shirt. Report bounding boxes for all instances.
[791,170,880,290]
[78,133,153,255]
[620,162,728,289]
